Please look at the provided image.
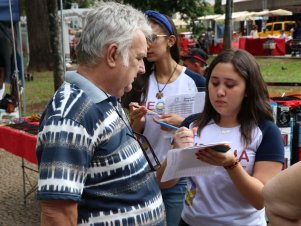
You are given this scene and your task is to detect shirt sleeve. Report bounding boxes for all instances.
[180,113,201,128]
[36,116,93,201]
[256,120,285,163]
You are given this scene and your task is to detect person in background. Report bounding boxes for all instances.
[262,161,301,225]
[250,24,258,38]
[0,23,13,99]
[204,28,214,54]
[291,20,301,56]
[0,63,5,99]
[181,48,208,77]
[258,28,267,38]
[197,33,205,50]
[279,30,287,39]
[179,33,189,56]
[121,10,205,226]
[36,2,166,226]
[157,48,284,226]
[292,20,301,40]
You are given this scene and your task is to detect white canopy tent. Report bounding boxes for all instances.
[251,9,293,17]
[198,9,294,36]
[199,9,293,22]
[214,11,252,21]
[198,14,222,20]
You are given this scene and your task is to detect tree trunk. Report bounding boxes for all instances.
[47,0,64,91]
[223,0,233,50]
[24,0,53,71]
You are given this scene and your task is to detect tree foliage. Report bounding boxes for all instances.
[214,0,223,14]
[122,0,210,34]
[123,0,208,19]
[59,0,95,9]
[24,0,64,90]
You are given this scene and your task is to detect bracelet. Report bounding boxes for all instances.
[224,159,239,170]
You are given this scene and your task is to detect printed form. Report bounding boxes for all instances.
[161,142,231,182]
[165,92,205,117]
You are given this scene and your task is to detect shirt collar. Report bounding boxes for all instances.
[65,71,108,103]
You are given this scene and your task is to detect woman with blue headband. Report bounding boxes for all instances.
[122,10,206,226]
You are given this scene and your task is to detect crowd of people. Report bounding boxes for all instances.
[35,1,300,226]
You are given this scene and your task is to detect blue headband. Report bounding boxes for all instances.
[145,10,174,35]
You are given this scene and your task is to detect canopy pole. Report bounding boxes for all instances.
[8,0,21,118]
[18,22,26,115]
[60,0,66,75]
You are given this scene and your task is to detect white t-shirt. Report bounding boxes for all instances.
[181,120,284,226]
[143,67,198,164]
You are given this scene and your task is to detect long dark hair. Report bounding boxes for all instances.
[194,49,273,146]
[121,14,180,108]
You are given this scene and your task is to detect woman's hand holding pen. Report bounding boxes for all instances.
[173,127,196,149]
[156,113,184,132]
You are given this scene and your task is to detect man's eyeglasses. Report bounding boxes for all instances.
[127,131,161,172]
[105,94,161,172]
[147,34,168,43]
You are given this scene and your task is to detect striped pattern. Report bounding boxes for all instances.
[36,82,165,225]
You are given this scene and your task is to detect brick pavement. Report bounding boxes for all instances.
[0,149,40,226]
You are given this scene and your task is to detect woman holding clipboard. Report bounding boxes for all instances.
[157,49,284,226]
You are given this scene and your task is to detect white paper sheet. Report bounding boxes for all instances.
[165,92,205,118]
[161,141,231,182]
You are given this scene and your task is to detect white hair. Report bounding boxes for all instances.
[76,1,152,66]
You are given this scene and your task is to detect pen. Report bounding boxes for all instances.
[130,102,160,117]
[157,121,179,130]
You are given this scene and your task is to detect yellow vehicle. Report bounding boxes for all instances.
[258,21,296,37]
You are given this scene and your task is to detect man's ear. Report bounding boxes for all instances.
[106,43,118,67]
[194,62,200,69]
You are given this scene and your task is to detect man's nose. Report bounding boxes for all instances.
[138,60,145,75]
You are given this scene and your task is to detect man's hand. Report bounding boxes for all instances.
[40,200,78,226]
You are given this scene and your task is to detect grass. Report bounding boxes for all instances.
[256,58,301,94]
[257,58,301,82]
[22,71,54,116]
[8,57,301,116]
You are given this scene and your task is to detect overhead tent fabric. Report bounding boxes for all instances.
[0,0,19,21]
[199,9,293,22]
[0,0,23,86]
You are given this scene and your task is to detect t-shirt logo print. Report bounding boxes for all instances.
[185,179,197,206]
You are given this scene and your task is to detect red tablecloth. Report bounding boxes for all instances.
[210,41,240,55]
[239,37,286,56]
[0,126,37,164]
[209,38,285,56]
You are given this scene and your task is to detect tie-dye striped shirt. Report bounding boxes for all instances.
[36,71,165,226]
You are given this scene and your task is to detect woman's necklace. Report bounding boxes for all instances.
[155,64,178,99]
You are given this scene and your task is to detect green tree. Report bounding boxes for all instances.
[25,0,64,91]
[214,0,223,14]
[48,0,64,91]
[123,0,209,32]
[60,0,95,9]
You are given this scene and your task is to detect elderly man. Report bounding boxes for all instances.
[36,2,165,226]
